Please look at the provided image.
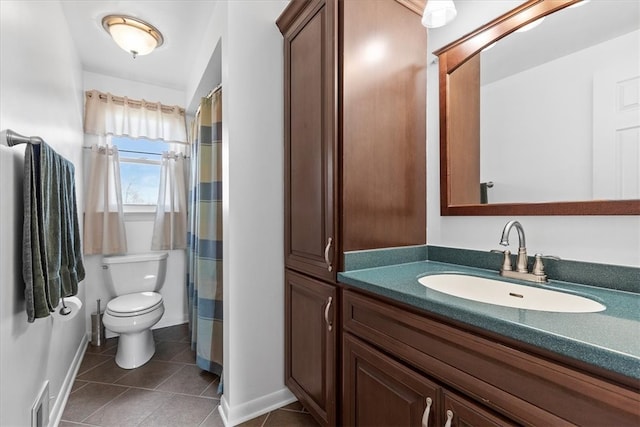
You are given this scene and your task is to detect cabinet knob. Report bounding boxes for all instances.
[324,296,333,332]
[444,410,453,427]
[421,397,433,427]
[324,237,333,272]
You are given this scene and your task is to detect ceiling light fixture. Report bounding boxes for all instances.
[422,0,457,29]
[102,15,164,59]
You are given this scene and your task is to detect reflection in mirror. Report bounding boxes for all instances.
[436,0,640,215]
[480,0,639,204]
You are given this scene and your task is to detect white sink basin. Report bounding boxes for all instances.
[418,274,606,313]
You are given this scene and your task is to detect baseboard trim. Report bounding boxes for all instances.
[49,334,88,427]
[219,387,296,426]
[154,314,188,331]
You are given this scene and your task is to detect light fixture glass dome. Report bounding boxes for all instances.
[102,15,164,58]
[422,0,457,29]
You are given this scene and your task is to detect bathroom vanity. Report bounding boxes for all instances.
[339,256,640,426]
[277,0,640,425]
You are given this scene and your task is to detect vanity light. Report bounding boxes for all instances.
[102,15,164,59]
[568,0,591,8]
[482,42,497,52]
[422,0,457,29]
[515,17,545,33]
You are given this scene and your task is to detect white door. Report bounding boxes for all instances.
[593,61,640,200]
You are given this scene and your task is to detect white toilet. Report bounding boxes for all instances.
[101,252,168,369]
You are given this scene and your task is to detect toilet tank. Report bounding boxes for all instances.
[102,252,169,296]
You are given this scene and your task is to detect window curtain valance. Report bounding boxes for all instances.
[83,90,188,143]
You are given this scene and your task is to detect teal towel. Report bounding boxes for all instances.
[23,142,85,322]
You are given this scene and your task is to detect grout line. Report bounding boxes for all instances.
[59,420,99,426]
[198,403,219,427]
[76,356,112,377]
[260,411,271,427]
[279,407,307,414]
[69,381,90,395]
[152,363,185,390]
[199,378,221,398]
[78,379,220,400]
[75,386,131,424]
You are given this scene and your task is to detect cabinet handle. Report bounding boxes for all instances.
[421,397,432,427]
[444,410,453,427]
[324,237,333,272]
[324,296,333,332]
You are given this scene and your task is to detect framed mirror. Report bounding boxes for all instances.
[435,0,640,215]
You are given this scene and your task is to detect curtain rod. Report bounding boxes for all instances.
[205,84,222,99]
[195,84,222,117]
[82,146,189,158]
[1,129,43,147]
[85,90,186,115]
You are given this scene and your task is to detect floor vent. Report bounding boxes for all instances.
[31,381,49,427]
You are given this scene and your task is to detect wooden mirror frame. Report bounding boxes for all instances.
[435,0,640,216]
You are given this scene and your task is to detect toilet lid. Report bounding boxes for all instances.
[106,292,163,317]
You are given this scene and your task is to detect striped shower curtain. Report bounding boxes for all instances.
[187,88,223,376]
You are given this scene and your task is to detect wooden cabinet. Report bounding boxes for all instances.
[281,0,336,283]
[278,1,426,425]
[278,0,427,281]
[343,333,514,427]
[441,389,514,427]
[279,3,338,424]
[343,289,640,426]
[285,270,337,426]
[343,332,439,427]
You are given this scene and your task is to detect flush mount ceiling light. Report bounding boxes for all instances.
[102,15,164,59]
[422,0,457,29]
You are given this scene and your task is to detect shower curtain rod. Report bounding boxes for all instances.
[205,84,222,99]
[0,129,43,147]
[194,84,223,117]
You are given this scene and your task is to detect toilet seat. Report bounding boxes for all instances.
[106,292,163,318]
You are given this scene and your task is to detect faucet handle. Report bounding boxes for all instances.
[532,253,560,278]
[532,254,546,277]
[491,249,513,272]
[501,250,513,272]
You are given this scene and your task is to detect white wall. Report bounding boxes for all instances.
[84,71,186,107]
[184,1,292,424]
[426,1,640,267]
[81,71,188,334]
[0,2,87,426]
[222,2,291,423]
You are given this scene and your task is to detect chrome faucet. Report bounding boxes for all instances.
[500,220,528,273]
[497,220,551,283]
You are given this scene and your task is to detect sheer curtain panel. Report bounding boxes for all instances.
[84,145,127,255]
[152,152,189,250]
[84,90,188,143]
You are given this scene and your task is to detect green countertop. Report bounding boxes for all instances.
[338,260,640,381]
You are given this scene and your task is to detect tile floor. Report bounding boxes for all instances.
[61,323,318,427]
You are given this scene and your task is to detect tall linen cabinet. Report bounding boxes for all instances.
[277,1,426,425]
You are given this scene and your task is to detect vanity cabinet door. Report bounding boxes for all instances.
[285,270,337,427]
[343,333,440,427]
[442,390,516,427]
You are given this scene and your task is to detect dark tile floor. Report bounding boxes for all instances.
[61,323,318,427]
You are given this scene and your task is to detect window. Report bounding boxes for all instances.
[110,136,172,207]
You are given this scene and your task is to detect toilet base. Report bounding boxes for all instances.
[115,329,155,369]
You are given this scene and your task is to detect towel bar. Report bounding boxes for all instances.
[0,129,43,147]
